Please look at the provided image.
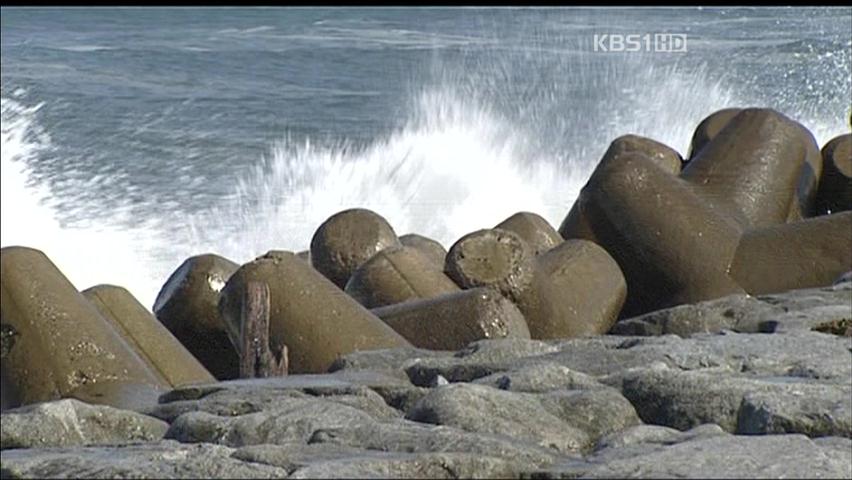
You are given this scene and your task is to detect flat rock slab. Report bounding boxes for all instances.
[604,363,852,436]
[146,371,410,423]
[527,427,852,479]
[405,383,639,453]
[611,282,852,337]
[1,399,169,450]
[287,451,521,479]
[472,362,606,393]
[302,418,563,469]
[334,329,851,440]
[234,440,527,479]
[337,330,851,385]
[0,440,290,479]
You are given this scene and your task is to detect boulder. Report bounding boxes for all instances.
[528,429,852,479]
[1,398,168,450]
[0,440,290,478]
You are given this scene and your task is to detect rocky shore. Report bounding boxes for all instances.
[1,108,850,479]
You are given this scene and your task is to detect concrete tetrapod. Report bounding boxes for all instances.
[559,134,684,243]
[444,228,536,299]
[84,284,216,388]
[816,134,851,215]
[560,150,746,318]
[520,239,627,338]
[344,246,460,309]
[686,108,742,160]
[153,254,240,380]
[495,212,564,256]
[681,108,820,226]
[0,247,166,410]
[399,233,447,268]
[688,108,823,222]
[219,251,412,374]
[729,211,852,295]
[445,229,626,338]
[372,286,531,351]
[310,208,402,289]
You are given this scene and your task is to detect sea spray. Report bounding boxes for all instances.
[1,95,173,306]
[1,34,848,308]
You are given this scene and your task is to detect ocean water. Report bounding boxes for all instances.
[2,7,850,309]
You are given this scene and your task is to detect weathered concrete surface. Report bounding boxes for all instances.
[310,208,402,288]
[344,246,459,308]
[1,246,167,411]
[152,253,240,380]
[372,287,531,351]
[399,233,447,268]
[218,250,411,374]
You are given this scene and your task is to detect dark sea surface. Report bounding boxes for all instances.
[2,7,850,307]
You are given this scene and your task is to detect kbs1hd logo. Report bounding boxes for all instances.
[594,33,688,53]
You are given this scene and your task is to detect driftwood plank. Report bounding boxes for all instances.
[239,281,288,378]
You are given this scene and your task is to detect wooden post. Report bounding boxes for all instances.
[239,281,288,378]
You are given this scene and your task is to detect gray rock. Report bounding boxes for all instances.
[610,294,784,336]
[231,442,372,473]
[366,384,431,415]
[288,452,521,479]
[403,339,565,385]
[1,399,168,450]
[594,423,725,450]
[759,281,852,311]
[432,330,851,383]
[165,399,380,446]
[611,284,852,337]
[605,363,852,436]
[835,271,852,285]
[527,433,852,479]
[0,440,289,478]
[536,388,642,441]
[329,347,452,378]
[757,283,852,334]
[473,362,605,393]
[148,371,408,423]
[405,383,591,453]
[306,418,562,469]
[738,388,852,436]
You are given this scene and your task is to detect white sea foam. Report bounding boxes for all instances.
[1,96,170,307]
